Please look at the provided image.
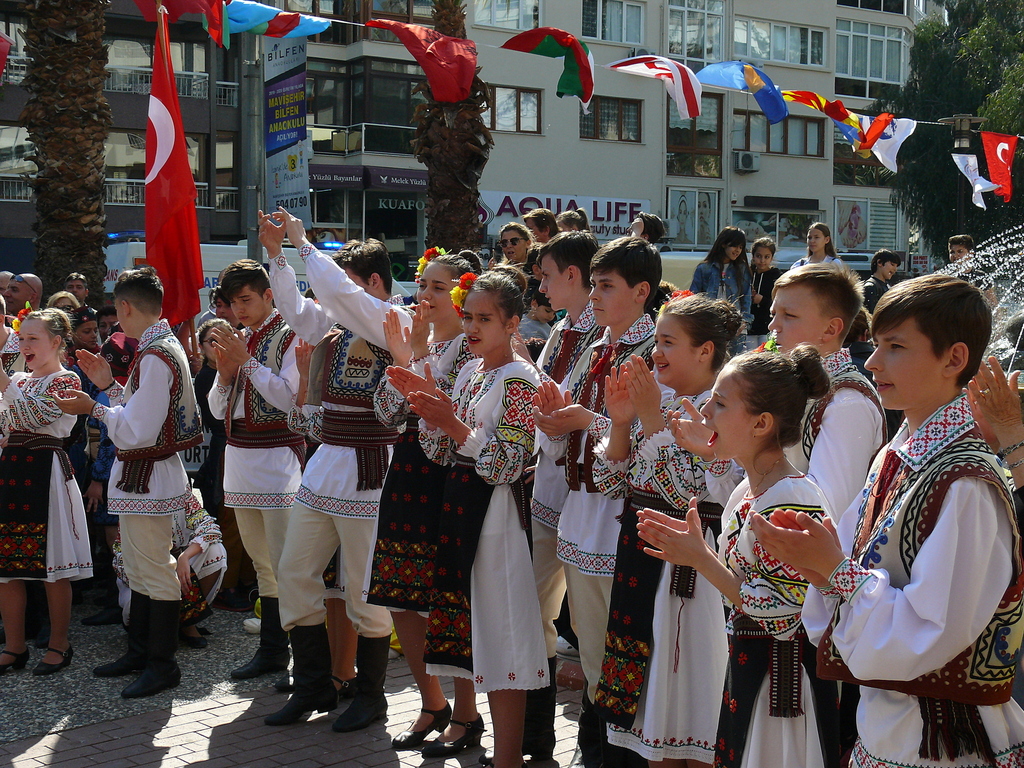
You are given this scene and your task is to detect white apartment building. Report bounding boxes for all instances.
[294,0,941,273]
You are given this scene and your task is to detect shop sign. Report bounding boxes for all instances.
[376,197,426,210]
[479,191,650,239]
[309,165,364,189]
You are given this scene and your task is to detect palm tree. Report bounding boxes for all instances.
[412,0,492,251]
[20,0,112,304]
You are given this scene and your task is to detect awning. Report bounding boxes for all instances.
[309,164,428,192]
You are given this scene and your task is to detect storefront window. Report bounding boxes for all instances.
[0,124,35,175]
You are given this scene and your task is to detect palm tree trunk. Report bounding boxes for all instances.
[20,0,112,305]
[413,0,492,251]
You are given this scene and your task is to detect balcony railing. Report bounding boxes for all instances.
[310,123,416,156]
[1,57,225,101]
[0,175,238,211]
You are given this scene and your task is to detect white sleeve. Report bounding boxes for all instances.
[807,389,883,522]
[243,340,299,414]
[706,460,744,507]
[267,252,335,344]
[301,244,410,349]
[800,499,860,645]
[97,356,174,450]
[826,478,1014,681]
[207,377,230,421]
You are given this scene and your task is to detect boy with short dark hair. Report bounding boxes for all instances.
[948,233,975,262]
[755,274,1024,768]
[64,272,89,304]
[56,266,203,699]
[207,259,303,683]
[761,264,885,521]
[535,236,661,768]
[862,249,901,313]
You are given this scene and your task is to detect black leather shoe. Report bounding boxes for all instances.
[420,715,485,757]
[179,631,208,649]
[231,650,290,679]
[264,686,338,725]
[0,647,30,673]
[81,606,124,626]
[391,702,452,749]
[331,675,356,698]
[33,646,73,676]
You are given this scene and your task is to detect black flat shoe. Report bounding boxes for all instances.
[81,606,124,626]
[0,647,30,673]
[420,715,485,757]
[333,675,356,699]
[392,702,452,750]
[179,631,208,649]
[33,646,73,676]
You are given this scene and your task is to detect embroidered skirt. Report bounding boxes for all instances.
[367,429,448,612]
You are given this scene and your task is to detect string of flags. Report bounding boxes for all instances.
[118,0,1023,207]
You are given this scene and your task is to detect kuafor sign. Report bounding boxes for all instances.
[480,191,651,240]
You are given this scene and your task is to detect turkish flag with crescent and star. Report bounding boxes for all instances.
[145,7,203,327]
[981,131,1018,203]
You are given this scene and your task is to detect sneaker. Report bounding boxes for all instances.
[213,587,255,613]
[243,617,261,634]
[556,636,580,661]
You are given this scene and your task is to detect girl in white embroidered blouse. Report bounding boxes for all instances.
[637,345,844,768]
[0,309,91,677]
[398,266,548,768]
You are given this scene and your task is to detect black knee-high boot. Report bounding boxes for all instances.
[265,623,338,725]
[522,655,558,760]
[121,598,182,698]
[94,590,149,677]
[332,634,390,732]
[231,596,290,679]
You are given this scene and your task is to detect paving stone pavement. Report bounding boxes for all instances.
[0,602,584,767]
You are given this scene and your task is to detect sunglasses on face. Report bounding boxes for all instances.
[499,237,522,247]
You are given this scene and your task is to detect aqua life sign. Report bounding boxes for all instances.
[264,40,311,225]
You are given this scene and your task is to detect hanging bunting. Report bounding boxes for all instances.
[366,20,477,103]
[981,132,1018,202]
[783,90,894,155]
[605,55,701,120]
[501,27,594,112]
[858,114,916,172]
[696,61,788,124]
[951,154,1000,209]
[222,0,331,38]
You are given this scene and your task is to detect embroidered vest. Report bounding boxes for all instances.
[307,326,393,411]
[799,365,885,463]
[817,430,1024,706]
[228,312,296,433]
[540,311,602,384]
[565,335,656,494]
[118,333,204,464]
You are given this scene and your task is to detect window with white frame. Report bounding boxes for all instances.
[474,0,539,29]
[835,20,908,98]
[667,0,723,71]
[481,85,541,133]
[580,96,642,142]
[837,0,906,14]
[582,0,643,44]
[733,19,825,67]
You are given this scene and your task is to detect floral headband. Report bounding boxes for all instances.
[754,331,779,353]
[657,289,694,316]
[450,272,478,317]
[11,302,31,333]
[415,246,448,279]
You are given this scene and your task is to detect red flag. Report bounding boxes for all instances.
[145,8,203,327]
[365,19,476,102]
[0,31,12,77]
[133,0,212,23]
[205,0,228,48]
[982,131,1018,203]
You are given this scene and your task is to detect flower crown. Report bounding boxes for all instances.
[755,332,779,354]
[415,246,448,279]
[450,272,478,316]
[657,289,694,316]
[11,302,31,333]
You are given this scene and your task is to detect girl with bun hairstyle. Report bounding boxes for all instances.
[397,264,548,768]
[592,294,742,765]
[638,345,842,768]
[0,308,91,677]
[369,248,481,751]
[556,207,591,232]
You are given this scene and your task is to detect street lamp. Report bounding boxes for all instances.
[938,113,987,234]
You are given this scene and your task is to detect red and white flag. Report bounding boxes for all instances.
[0,30,13,78]
[145,7,203,327]
[606,55,701,120]
[981,131,1018,203]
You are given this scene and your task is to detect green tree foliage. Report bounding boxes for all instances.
[874,0,1024,257]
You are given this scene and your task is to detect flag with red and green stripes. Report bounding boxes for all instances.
[501,27,594,112]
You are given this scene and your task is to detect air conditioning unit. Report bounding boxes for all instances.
[629,47,656,58]
[733,150,761,173]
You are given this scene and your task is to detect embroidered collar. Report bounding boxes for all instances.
[572,303,597,332]
[389,294,406,306]
[138,320,172,351]
[600,313,656,347]
[893,395,975,471]
[823,347,854,378]
[0,329,18,354]
[251,309,280,336]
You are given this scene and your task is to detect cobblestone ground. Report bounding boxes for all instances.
[0,601,583,767]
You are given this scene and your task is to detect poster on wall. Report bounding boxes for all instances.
[732,211,777,242]
[264,39,311,226]
[732,211,823,248]
[834,199,869,252]
[667,189,718,246]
